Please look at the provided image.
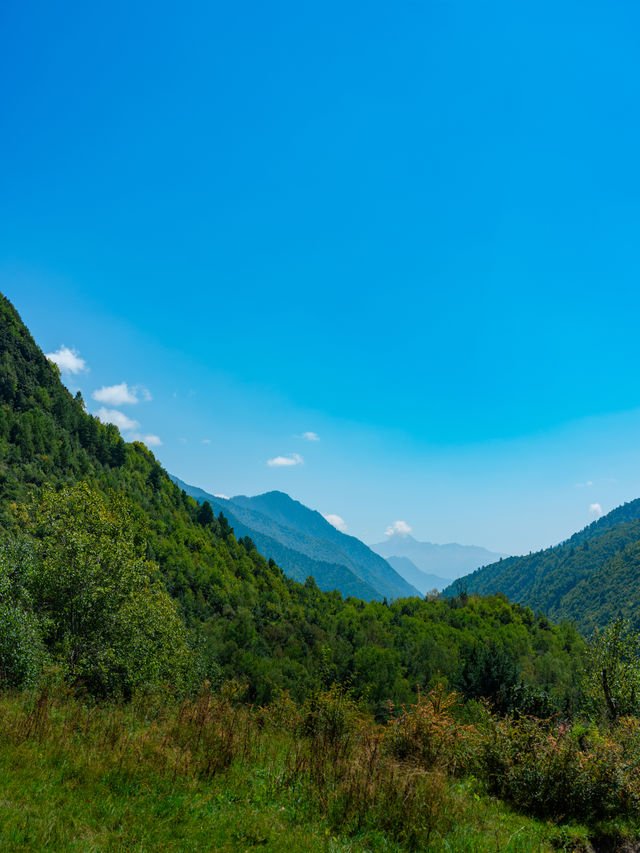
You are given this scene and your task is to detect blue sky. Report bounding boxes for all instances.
[3,0,640,553]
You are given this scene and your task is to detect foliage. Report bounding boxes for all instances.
[0,685,635,852]
[451,501,640,634]
[583,618,640,722]
[1,484,195,696]
[385,687,477,774]
[0,291,587,711]
[0,540,44,688]
[480,713,640,824]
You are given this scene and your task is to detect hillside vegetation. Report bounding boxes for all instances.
[0,292,584,711]
[3,291,640,850]
[173,477,419,601]
[447,503,640,634]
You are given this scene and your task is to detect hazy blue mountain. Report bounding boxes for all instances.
[384,556,449,594]
[370,535,508,581]
[443,498,640,634]
[171,478,419,601]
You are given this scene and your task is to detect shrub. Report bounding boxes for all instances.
[0,601,44,688]
[385,686,478,775]
[480,714,640,822]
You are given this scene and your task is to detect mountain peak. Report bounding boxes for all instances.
[176,479,421,601]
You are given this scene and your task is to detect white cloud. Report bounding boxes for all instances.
[589,503,603,519]
[267,453,303,468]
[214,494,230,500]
[179,437,187,444]
[385,520,413,537]
[46,345,87,374]
[95,407,140,431]
[202,439,211,444]
[127,432,163,447]
[92,382,138,405]
[142,434,162,447]
[302,431,320,441]
[92,383,152,405]
[323,513,347,532]
[576,480,594,488]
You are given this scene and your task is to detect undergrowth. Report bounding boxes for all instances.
[0,684,638,852]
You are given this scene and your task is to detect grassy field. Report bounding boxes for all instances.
[0,686,625,853]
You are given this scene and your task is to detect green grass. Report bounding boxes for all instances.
[0,689,618,852]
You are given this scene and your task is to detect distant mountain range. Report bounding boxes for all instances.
[171,478,420,602]
[383,556,450,595]
[444,499,640,634]
[370,535,507,586]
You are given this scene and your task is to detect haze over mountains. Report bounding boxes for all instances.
[371,535,508,585]
[172,476,511,600]
[382,556,450,595]
[171,477,420,601]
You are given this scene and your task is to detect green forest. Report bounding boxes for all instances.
[2,292,640,851]
[448,499,640,634]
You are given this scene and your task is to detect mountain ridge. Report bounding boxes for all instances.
[371,534,507,581]
[444,500,640,633]
[172,478,420,601]
[383,555,450,594]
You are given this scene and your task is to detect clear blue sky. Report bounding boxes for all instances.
[3,0,640,554]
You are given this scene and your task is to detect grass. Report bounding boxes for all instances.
[0,686,627,852]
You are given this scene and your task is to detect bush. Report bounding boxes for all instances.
[0,539,45,688]
[385,686,478,775]
[0,601,44,688]
[5,484,196,697]
[480,714,640,822]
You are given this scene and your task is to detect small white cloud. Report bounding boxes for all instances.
[301,431,320,441]
[140,387,153,402]
[92,382,138,405]
[179,437,188,444]
[385,520,412,537]
[202,439,211,445]
[323,513,347,532]
[589,503,603,519]
[95,407,140,431]
[267,453,303,467]
[214,493,230,500]
[127,432,163,447]
[576,480,594,488]
[46,345,87,375]
[142,434,162,447]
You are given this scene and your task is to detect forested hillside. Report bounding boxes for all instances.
[5,293,640,851]
[446,503,640,633]
[173,476,419,601]
[0,292,584,711]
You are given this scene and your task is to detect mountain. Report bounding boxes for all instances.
[384,556,449,594]
[371,535,507,581]
[444,500,640,634]
[172,477,420,601]
[0,291,587,714]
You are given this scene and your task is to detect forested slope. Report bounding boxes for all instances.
[173,476,418,601]
[446,504,640,633]
[0,293,584,711]
[171,476,382,600]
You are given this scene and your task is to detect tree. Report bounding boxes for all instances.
[0,539,44,688]
[22,483,195,696]
[583,618,640,723]
[197,500,214,527]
